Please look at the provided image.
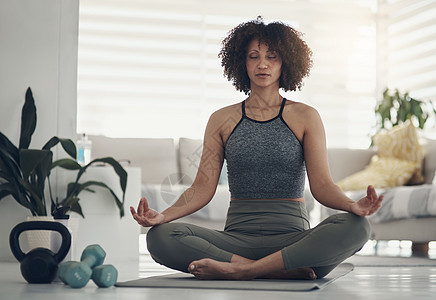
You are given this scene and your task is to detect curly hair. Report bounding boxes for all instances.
[219,17,313,94]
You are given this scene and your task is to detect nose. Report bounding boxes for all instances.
[258,57,268,69]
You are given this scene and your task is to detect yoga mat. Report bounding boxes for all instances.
[345,255,436,267]
[116,263,354,291]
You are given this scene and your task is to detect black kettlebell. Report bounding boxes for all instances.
[9,221,71,284]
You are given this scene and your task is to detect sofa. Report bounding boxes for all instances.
[320,144,436,250]
[88,134,436,250]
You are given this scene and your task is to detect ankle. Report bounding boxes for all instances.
[231,255,254,264]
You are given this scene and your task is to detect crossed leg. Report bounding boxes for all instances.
[189,252,317,280]
[147,213,370,280]
[188,213,370,280]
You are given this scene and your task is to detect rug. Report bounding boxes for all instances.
[345,255,436,267]
[115,263,353,291]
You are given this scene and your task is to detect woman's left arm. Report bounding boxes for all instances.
[302,106,383,217]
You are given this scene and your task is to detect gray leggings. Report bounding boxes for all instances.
[146,200,370,279]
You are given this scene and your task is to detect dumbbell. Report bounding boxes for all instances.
[59,244,117,288]
[92,264,118,288]
[59,261,118,288]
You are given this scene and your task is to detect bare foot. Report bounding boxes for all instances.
[229,254,316,280]
[188,258,317,281]
[188,258,251,280]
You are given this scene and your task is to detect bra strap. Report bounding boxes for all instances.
[278,98,287,117]
[242,100,246,116]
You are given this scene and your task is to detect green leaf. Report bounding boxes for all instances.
[69,200,84,218]
[43,137,77,159]
[19,178,46,215]
[19,87,37,150]
[374,88,436,131]
[51,158,82,170]
[80,157,128,198]
[51,204,73,219]
[78,180,125,218]
[19,149,52,180]
[0,146,22,183]
[71,157,127,216]
[0,132,19,163]
[62,180,124,218]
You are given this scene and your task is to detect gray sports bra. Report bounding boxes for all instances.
[224,98,306,199]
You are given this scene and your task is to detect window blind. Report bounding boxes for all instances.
[77,0,377,148]
[377,0,436,129]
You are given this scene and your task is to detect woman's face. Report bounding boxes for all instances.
[245,39,282,91]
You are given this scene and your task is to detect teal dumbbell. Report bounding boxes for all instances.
[92,264,118,288]
[58,261,77,285]
[59,244,106,288]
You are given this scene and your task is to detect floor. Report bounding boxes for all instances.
[1,240,436,300]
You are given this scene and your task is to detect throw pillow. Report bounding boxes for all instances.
[372,120,424,184]
[337,155,418,191]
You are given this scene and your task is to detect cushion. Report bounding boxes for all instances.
[337,155,418,191]
[372,120,424,184]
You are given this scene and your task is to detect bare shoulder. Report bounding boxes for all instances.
[207,102,242,128]
[211,102,241,121]
[284,100,320,120]
[283,100,322,140]
[205,102,243,144]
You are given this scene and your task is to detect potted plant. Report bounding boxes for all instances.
[0,87,127,219]
[375,88,436,130]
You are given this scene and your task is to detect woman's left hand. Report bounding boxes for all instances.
[350,185,383,217]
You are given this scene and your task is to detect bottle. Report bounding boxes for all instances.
[77,133,92,166]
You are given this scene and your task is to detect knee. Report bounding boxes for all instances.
[146,223,175,256]
[146,223,191,258]
[341,213,371,246]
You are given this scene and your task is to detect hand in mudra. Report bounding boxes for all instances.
[130,197,165,227]
[350,185,383,217]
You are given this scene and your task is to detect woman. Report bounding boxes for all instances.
[131,17,383,280]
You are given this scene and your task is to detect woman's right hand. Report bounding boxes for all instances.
[130,197,165,227]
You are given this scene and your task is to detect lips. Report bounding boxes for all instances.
[256,73,270,78]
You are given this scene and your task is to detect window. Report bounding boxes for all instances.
[77,0,378,148]
[377,0,436,129]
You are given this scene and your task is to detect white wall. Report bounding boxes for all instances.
[0,0,79,261]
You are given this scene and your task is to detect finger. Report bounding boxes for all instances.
[138,197,146,215]
[143,197,150,211]
[367,185,377,201]
[368,196,384,215]
[130,206,137,216]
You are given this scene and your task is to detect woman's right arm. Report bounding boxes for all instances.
[130,109,227,226]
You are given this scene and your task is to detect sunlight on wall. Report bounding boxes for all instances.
[77,0,436,148]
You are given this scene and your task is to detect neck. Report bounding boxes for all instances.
[248,87,282,108]
[249,84,283,106]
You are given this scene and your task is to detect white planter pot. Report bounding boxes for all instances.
[20,216,75,261]
[23,216,54,252]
